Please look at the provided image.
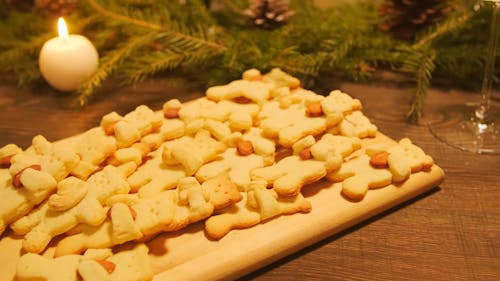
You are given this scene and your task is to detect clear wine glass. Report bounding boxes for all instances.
[428,0,500,154]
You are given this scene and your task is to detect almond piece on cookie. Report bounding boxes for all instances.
[327,154,393,201]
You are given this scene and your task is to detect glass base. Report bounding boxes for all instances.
[427,104,500,154]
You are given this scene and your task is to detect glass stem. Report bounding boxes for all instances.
[475,1,500,121]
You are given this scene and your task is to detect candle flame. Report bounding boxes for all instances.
[57,17,69,40]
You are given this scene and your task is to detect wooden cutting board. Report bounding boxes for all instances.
[0,133,444,281]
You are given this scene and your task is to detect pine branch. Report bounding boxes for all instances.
[124,52,186,85]
[123,48,220,85]
[86,0,227,52]
[76,32,158,106]
[400,5,476,121]
[0,34,52,86]
[0,0,492,123]
[321,35,355,68]
[86,0,162,31]
[413,8,474,49]
[399,47,436,123]
[270,52,328,85]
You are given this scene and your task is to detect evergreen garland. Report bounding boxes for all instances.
[0,0,496,122]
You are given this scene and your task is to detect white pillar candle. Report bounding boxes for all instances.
[39,17,99,92]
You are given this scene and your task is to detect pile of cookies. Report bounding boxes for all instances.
[0,68,435,280]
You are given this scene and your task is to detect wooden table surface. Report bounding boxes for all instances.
[0,77,499,281]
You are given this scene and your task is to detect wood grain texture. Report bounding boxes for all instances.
[0,78,498,281]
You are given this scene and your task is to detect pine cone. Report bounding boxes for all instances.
[35,0,79,18]
[244,0,295,28]
[378,0,454,41]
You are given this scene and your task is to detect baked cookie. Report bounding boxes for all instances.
[11,163,136,253]
[205,180,311,240]
[162,130,226,176]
